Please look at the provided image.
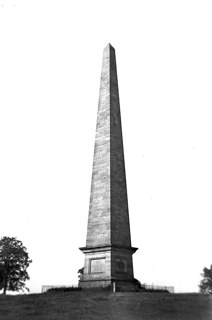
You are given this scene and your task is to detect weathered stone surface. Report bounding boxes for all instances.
[86,45,110,247]
[79,44,138,291]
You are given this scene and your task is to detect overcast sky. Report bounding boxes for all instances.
[0,0,212,293]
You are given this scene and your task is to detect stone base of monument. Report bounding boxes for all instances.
[78,279,140,292]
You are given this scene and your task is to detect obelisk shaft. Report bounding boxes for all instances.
[86,44,131,248]
[79,44,138,291]
[110,45,131,247]
[86,45,111,247]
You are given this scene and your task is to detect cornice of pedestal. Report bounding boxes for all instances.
[79,244,138,254]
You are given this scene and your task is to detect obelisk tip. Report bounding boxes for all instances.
[104,43,115,51]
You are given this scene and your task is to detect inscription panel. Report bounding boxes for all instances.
[90,258,106,273]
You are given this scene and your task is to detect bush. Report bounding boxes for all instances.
[46,286,82,293]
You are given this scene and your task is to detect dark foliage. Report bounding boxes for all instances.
[77,267,84,281]
[199,265,212,294]
[46,286,82,293]
[0,237,32,294]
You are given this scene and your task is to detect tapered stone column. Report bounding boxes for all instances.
[79,44,138,291]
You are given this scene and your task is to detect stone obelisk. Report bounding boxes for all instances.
[79,44,138,291]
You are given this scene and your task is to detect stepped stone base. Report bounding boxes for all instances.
[79,279,139,292]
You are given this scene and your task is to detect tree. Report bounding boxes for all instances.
[0,263,4,290]
[199,265,212,294]
[0,237,32,294]
[78,267,84,281]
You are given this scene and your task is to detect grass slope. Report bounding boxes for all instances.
[0,292,211,320]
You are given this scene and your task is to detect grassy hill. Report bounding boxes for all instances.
[0,291,211,320]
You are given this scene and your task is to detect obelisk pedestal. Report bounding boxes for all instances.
[79,44,138,291]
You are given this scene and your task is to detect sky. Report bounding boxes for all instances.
[0,0,212,293]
